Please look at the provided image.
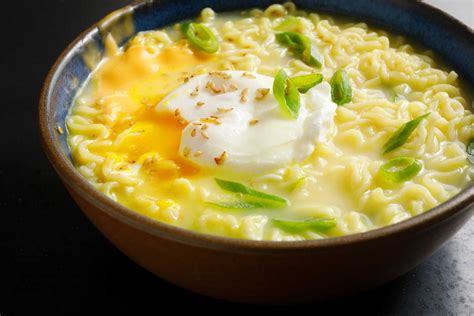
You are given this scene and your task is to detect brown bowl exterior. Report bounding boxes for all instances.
[39,0,474,304]
[65,181,472,304]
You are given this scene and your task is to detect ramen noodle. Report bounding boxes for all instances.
[66,3,473,241]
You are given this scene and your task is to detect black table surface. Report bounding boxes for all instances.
[2,1,473,314]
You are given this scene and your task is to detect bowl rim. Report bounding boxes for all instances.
[39,0,474,253]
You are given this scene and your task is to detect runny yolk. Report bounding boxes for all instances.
[91,42,212,179]
[113,107,200,178]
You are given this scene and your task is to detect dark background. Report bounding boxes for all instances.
[2,0,473,315]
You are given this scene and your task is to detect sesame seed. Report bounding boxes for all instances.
[174,108,181,117]
[183,76,190,83]
[192,122,202,126]
[228,84,239,92]
[255,88,270,100]
[201,131,209,139]
[200,117,221,125]
[205,80,222,94]
[193,150,202,157]
[242,72,256,79]
[240,88,249,103]
[196,101,205,107]
[201,124,208,130]
[56,126,64,135]
[191,129,197,137]
[179,119,187,125]
[249,119,259,125]
[217,107,234,113]
[214,151,228,165]
[209,71,232,80]
[190,86,200,97]
[183,146,191,157]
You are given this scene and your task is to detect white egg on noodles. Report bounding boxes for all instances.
[156,70,336,174]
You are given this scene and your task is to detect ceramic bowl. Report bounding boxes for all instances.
[39,0,474,304]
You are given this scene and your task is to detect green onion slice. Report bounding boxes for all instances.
[379,157,422,183]
[302,43,323,68]
[382,113,430,154]
[330,70,352,105]
[467,138,474,164]
[215,178,289,207]
[275,17,300,31]
[287,177,307,192]
[275,32,322,68]
[273,69,300,118]
[272,218,336,233]
[290,73,323,93]
[181,22,219,53]
[205,201,274,209]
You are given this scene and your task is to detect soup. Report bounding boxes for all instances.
[66,3,473,241]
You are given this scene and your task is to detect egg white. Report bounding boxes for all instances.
[156,70,336,174]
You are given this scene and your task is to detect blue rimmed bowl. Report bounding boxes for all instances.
[39,0,474,304]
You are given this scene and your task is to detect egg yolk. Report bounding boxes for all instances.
[89,42,212,179]
[115,108,199,177]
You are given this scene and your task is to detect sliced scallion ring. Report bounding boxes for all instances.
[275,32,322,68]
[273,69,300,119]
[287,177,307,192]
[205,201,275,209]
[379,157,422,183]
[181,22,219,53]
[272,218,336,233]
[215,178,289,207]
[330,69,352,105]
[275,16,300,31]
[302,43,322,68]
[382,113,430,154]
[290,73,323,93]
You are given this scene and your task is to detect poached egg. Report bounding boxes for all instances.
[156,70,336,174]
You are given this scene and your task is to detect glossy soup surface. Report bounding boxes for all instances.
[66,3,473,240]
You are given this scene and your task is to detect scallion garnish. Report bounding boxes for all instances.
[275,17,300,31]
[272,218,336,233]
[382,113,430,154]
[273,69,301,119]
[287,177,307,192]
[205,201,274,209]
[290,73,323,93]
[379,157,422,183]
[467,138,474,164]
[215,178,289,207]
[181,22,219,53]
[275,32,322,68]
[330,70,352,105]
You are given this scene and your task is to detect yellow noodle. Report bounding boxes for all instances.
[66,3,473,241]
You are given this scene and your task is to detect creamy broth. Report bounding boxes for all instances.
[66,3,473,240]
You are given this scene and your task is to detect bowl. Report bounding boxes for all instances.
[39,0,474,304]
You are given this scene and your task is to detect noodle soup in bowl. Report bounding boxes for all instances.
[40,0,474,303]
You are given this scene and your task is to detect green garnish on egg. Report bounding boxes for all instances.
[273,69,301,119]
[290,73,323,93]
